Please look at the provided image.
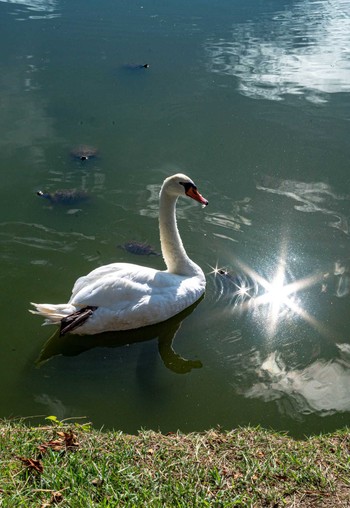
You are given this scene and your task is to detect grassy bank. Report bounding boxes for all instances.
[1,419,350,507]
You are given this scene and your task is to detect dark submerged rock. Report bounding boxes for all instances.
[122,63,150,70]
[70,144,98,161]
[120,241,160,256]
[37,189,89,205]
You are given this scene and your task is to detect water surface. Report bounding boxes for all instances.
[1,0,350,437]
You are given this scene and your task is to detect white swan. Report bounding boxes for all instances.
[30,173,208,335]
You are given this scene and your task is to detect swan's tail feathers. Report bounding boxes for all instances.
[29,303,77,325]
[60,306,98,336]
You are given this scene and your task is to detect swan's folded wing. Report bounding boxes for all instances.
[70,263,154,301]
[70,272,153,309]
[68,265,205,332]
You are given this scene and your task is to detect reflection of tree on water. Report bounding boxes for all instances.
[36,298,203,375]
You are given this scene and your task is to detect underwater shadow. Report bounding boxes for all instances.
[36,297,204,374]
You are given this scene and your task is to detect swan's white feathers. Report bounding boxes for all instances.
[30,173,207,334]
[64,262,205,333]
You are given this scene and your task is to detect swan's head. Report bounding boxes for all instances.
[162,173,208,206]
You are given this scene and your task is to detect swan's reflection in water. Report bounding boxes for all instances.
[36,299,203,375]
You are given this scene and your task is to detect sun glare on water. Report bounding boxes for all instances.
[211,250,327,339]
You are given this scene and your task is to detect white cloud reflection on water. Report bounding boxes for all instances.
[205,0,350,102]
[0,0,57,10]
[244,345,350,416]
[0,0,59,19]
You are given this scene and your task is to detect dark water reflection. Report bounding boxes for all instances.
[1,0,350,436]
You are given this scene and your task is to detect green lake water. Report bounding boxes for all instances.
[1,0,350,436]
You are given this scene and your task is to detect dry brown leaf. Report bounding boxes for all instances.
[57,431,79,449]
[16,456,43,474]
[38,431,79,454]
[91,478,104,487]
[51,491,64,504]
[38,440,63,453]
[40,490,64,508]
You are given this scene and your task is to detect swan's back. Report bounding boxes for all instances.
[68,262,206,334]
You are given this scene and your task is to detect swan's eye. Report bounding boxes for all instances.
[179,181,197,192]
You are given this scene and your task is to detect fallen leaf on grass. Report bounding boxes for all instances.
[57,431,79,448]
[51,491,64,504]
[38,431,79,454]
[41,491,64,507]
[91,478,104,487]
[16,456,43,474]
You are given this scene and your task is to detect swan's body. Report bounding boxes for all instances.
[30,174,208,335]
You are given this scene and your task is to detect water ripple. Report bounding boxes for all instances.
[0,221,95,254]
[204,196,253,241]
[208,267,259,311]
[257,176,350,235]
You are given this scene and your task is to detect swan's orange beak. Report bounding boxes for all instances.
[186,187,208,206]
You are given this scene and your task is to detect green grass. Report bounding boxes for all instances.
[1,419,350,507]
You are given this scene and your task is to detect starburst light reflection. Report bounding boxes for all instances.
[234,255,329,338]
[208,263,256,307]
[210,253,329,339]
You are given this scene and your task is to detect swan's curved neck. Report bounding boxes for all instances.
[159,188,201,276]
